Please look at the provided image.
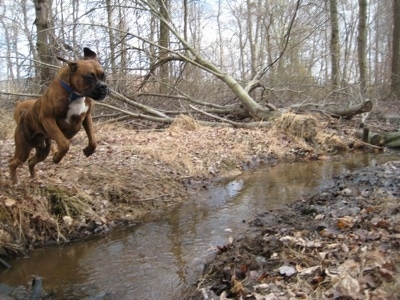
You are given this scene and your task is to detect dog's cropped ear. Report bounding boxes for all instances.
[57,56,68,64]
[83,48,98,61]
[57,57,78,73]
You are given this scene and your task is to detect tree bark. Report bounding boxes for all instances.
[358,0,367,94]
[158,0,170,93]
[329,0,340,89]
[391,0,400,97]
[106,0,117,75]
[326,99,373,119]
[33,0,54,91]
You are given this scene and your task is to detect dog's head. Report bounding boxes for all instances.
[57,48,109,101]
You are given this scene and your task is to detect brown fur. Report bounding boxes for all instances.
[14,99,36,124]
[9,48,108,184]
[14,99,57,155]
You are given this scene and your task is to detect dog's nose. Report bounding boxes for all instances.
[101,84,110,95]
[97,83,109,94]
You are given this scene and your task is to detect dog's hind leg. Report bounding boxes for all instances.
[9,131,32,184]
[28,138,51,178]
[9,157,27,184]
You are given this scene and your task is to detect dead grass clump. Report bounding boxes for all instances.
[0,109,15,139]
[0,186,60,255]
[168,114,200,132]
[273,112,318,141]
[0,182,109,257]
[44,186,99,220]
[316,132,349,152]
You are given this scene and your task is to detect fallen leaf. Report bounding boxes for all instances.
[336,216,355,229]
[341,243,349,252]
[4,198,16,207]
[338,259,360,277]
[230,276,244,294]
[63,216,73,226]
[299,265,321,277]
[333,273,361,299]
[319,228,337,238]
[375,219,390,229]
[253,283,271,291]
[279,265,297,277]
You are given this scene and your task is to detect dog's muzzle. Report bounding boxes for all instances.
[90,82,109,101]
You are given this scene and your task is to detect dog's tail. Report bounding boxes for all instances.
[14,107,28,124]
[13,99,37,123]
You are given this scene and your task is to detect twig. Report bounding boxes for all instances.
[353,138,383,150]
[0,257,11,269]
[130,194,173,203]
[189,105,238,126]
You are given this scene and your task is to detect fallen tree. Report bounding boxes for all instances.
[358,128,400,148]
[323,100,373,119]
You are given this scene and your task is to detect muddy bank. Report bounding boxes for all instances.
[195,159,400,299]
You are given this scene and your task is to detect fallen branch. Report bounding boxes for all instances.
[326,100,372,119]
[189,105,273,128]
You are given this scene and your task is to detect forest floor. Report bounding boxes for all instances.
[0,102,399,299]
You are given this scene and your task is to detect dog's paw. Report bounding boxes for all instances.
[83,146,95,157]
[53,152,63,164]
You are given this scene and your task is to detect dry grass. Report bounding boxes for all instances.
[0,109,14,139]
[273,112,318,141]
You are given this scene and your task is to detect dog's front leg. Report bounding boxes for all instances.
[41,117,70,164]
[82,113,97,157]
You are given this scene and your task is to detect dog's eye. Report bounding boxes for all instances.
[99,73,106,81]
[85,73,96,83]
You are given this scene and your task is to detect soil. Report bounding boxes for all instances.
[0,107,399,299]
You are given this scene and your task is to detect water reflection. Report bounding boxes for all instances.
[1,152,399,299]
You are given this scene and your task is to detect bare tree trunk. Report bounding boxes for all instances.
[329,0,340,89]
[0,16,14,80]
[217,0,224,69]
[158,0,170,93]
[246,0,256,78]
[231,7,246,78]
[358,0,367,94]
[183,0,188,46]
[33,0,54,91]
[391,0,400,98]
[119,7,128,79]
[106,0,117,75]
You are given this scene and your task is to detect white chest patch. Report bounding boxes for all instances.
[65,97,89,123]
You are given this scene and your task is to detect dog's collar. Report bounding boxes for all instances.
[60,80,83,102]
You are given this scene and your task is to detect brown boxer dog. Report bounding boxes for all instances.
[9,48,108,184]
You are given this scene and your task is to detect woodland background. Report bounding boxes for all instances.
[0,0,400,126]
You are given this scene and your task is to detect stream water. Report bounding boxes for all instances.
[1,152,400,299]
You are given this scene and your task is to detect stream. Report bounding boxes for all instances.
[1,152,399,299]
